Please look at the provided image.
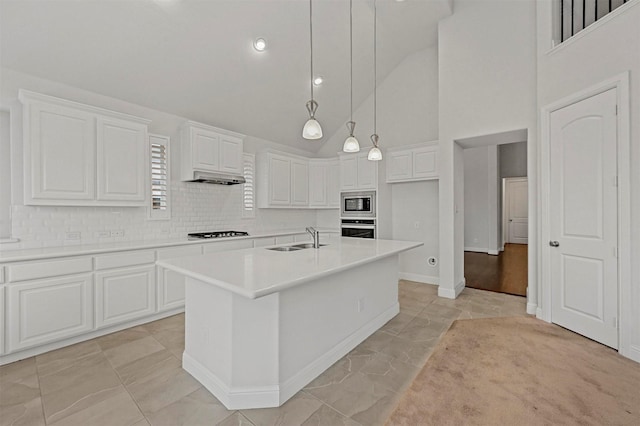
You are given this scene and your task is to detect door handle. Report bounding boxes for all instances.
[549,240,560,247]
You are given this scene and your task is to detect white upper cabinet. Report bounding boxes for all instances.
[96,117,148,202]
[309,159,339,208]
[258,151,337,209]
[386,142,438,183]
[20,90,150,206]
[180,121,244,179]
[340,153,378,191]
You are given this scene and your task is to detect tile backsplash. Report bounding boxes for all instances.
[4,181,319,251]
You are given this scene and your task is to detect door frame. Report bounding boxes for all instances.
[539,72,633,359]
[502,176,528,246]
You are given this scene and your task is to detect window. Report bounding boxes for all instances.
[149,134,170,220]
[559,0,632,43]
[242,153,255,218]
[0,109,12,240]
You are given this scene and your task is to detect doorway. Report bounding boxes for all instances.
[462,140,528,297]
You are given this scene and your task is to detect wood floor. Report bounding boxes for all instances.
[464,243,527,297]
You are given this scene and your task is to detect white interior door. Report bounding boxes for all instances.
[549,88,618,349]
[504,177,528,244]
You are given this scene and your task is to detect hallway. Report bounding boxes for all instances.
[464,244,527,297]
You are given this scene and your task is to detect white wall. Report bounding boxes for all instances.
[438,0,537,297]
[536,0,640,361]
[0,68,320,250]
[392,181,439,284]
[317,47,439,157]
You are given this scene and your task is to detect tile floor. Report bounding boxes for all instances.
[0,281,528,426]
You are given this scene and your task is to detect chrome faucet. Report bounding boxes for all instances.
[306,227,320,249]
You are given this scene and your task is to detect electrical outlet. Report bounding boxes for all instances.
[96,231,110,238]
[110,230,125,238]
[65,232,81,240]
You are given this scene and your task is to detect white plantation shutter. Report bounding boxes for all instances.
[242,153,255,218]
[149,134,170,220]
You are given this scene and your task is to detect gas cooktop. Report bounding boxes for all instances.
[188,231,249,239]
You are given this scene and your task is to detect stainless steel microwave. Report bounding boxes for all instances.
[340,191,376,218]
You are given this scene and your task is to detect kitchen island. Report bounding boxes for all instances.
[157,237,422,409]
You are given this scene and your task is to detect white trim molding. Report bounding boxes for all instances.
[398,272,439,286]
[539,72,633,360]
[438,278,465,299]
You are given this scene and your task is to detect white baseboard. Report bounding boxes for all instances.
[620,344,640,363]
[183,304,399,409]
[526,303,537,315]
[464,246,488,253]
[438,279,465,299]
[487,249,500,256]
[536,307,544,319]
[398,272,439,285]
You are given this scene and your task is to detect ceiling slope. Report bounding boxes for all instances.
[0,0,451,152]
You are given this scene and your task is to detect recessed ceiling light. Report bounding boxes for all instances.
[253,38,267,52]
[313,76,324,86]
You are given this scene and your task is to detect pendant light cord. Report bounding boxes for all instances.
[373,0,377,140]
[349,0,353,123]
[310,0,314,103]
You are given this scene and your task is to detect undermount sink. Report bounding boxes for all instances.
[291,243,327,249]
[267,246,304,252]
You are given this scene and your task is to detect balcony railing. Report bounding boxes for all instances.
[561,0,631,42]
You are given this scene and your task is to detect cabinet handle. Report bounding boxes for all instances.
[549,241,560,247]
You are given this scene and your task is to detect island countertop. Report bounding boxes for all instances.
[157,237,423,299]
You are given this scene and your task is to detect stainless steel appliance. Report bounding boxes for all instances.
[340,191,376,218]
[185,171,245,185]
[341,219,375,239]
[188,231,249,240]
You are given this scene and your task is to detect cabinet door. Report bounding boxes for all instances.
[327,160,340,208]
[95,265,156,328]
[357,155,377,189]
[27,102,95,202]
[291,159,309,206]
[157,246,202,312]
[308,162,327,207]
[192,128,220,171]
[7,274,94,352]
[219,136,243,174]
[96,117,148,203]
[340,156,358,190]
[268,155,291,206]
[387,150,413,182]
[413,146,438,179]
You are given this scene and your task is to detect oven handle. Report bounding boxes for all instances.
[340,224,376,230]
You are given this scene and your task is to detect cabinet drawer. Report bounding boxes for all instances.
[7,274,94,352]
[95,250,155,270]
[157,245,202,260]
[8,257,92,282]
[202,240,253,254]
[95,265,156,328]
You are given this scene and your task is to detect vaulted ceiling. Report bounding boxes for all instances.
[1,0,451,153]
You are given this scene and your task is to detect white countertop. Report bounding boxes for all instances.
[157,237,423,299]
[0,229,339,263]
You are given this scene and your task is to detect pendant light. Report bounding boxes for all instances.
[368,0,382,161]
[343,0,360,153]
[302,0,323,140]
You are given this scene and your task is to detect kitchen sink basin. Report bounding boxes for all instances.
[267,246,304,252]
[291,243,327,249]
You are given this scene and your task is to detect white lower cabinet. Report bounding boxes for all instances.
[157,245,202,312]
[7,274,94,352]
[95,265,156,328]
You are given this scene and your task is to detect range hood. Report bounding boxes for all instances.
[186,171,245,185]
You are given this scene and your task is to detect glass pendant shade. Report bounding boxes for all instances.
[343,121,360,152]
[302,118,323,139]
[368,134,382,161]
[368,146,382,161]
[343,136,360,153]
